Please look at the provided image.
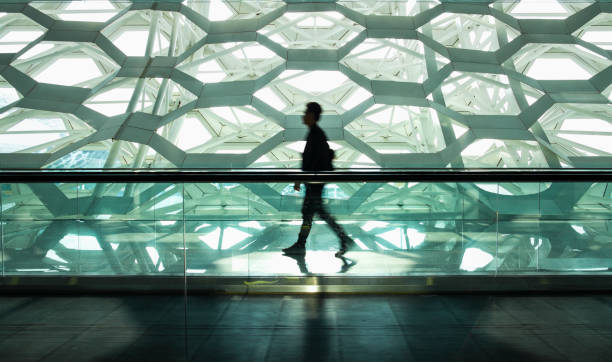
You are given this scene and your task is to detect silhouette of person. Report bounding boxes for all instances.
[282,102,355,257]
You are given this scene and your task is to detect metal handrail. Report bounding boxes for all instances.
[2,168,612,182]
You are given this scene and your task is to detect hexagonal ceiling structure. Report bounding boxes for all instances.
[0,0,609,170]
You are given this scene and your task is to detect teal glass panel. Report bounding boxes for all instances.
[538,182,612,272]
[2,180,612,276]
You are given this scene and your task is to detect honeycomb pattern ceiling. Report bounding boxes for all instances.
[0,0,610,169]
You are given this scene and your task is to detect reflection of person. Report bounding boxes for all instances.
[282,102,354,257]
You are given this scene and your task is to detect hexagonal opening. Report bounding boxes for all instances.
[536,103,612,157]
[179,41,284,83]
[258,11,364,49]
[84,78,196,117]
[0,14,46,53]
[183,0,284,21]
[30,1,127,22]
[102,10,206,57]
[254,70,372,113]
[573,13,612,51]
[507,43,610,80]
[157,106,282,153]
[421,13,519,51]
[341,38,449,82]
[494,0,591,19]
[12,41,119,87]
[0,108,95,153]
[460,139,548,167]
[441,71,541,115]
[0,75,21,108]
[338,1,439,16]
[346,104,447,154]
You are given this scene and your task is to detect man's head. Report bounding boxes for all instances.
[303,102,322,127]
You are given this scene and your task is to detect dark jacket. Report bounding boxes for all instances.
[302,124,333,171]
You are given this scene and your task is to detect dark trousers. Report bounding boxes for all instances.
[297,183,350,246]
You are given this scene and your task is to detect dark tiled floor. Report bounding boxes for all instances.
[0,294,611,361]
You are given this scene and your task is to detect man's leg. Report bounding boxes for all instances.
[283,184,317,254]
[311,187,354,256]
[317,205,352,248]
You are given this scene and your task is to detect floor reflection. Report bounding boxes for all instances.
[283,253,357,275]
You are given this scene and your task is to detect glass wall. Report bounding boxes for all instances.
[2,180,611,276]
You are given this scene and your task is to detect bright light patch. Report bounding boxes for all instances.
[196,60,226,83]
[254,87,286,110]
[460,247,493,271]
[159,220,176,226]
[286,141,306,152]
[509,0,568,19]
[558,134,612,154]
[475,183,512,195]
[352,238,368,250]
[0,30,44,53]
[34,58,102,87]
[580,30,612,50]
[208,0,234,21]
[452,123,468,138]
[237,44,276,59]
[18,43,54,60]
[341,87,372,110]
[113,30,167,56]
[0,87,19,107]
[174,117,212,151]
[59,234,102,251]
[146,246,160,265]
[361,221,388,232]
[571,225,586,234]
[407,228,425,248]
[194,223,211,232]
[239,221,265,230]
[561,118,612,132]
[377,228,403,248]
[45,250,68,264]
[209,106,263,124]
[0,132,67,153]
[1,202,15,212]
[199,227,220,249]
[282,71,348,94]
[462,139,503,157]
[526,58,592,80]
[60,0,118,22]
[86,87,133,116]
[96,214,112,220]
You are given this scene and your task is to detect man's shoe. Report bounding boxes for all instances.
[282,242,306,255]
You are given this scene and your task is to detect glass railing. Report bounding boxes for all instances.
[2,169,612,277]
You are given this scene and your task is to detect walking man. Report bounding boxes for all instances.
[282,102,354,257]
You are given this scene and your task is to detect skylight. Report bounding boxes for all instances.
[59,0,119,22]
[282,70,348,94]
[0,85,20,107]
[0,30,44,53]
[34,57,102,86]
[113,30,168,56]
[509,0,569,19]
[206,0,234,21]
[526,58,592,80]
[580,30,612,50]
[171,116,212,151]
